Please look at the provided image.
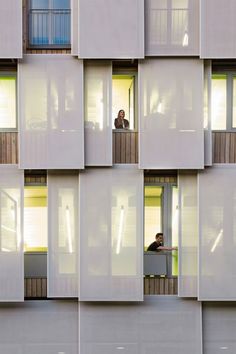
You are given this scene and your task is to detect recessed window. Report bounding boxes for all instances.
[24,186,47,252]
[112,75,136,130]
[0,74,16,129]
[29,0,71,47]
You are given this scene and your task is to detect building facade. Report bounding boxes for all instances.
[0,0,235,352]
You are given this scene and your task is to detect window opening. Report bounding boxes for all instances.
[0,74,16,130]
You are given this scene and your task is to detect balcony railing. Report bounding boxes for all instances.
[28,9,71,47]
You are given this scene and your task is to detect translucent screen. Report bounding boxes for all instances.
[0,77,16,129]
[211,75,227,130]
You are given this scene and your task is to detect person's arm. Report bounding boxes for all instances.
[157,246,178,251]
[114,118,119,129]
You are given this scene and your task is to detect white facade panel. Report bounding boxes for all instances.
[80,296,202,354]
[145,0,200,56]
[0,0,22,58]
[18,55,84,169]
[48,173,78,298]
[71,0,79,55]
[139,59,204,169]
[201,0,236,58]
[79,165,143,301]
[85,62,112,166]
[78,0,144,58]
[0,165,23,301]
[203,303,236,354]
[199,165,236,300]
[204,60,212,166]
[0,301,78,353]
[178,173,198,297]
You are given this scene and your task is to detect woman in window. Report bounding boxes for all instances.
[114,109,129,129]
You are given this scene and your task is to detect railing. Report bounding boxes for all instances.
[149,8,188,46]
[28,9,71,47]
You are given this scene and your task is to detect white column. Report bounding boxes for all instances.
[79,165,143,301]
[48,173,79,298]
[84,62,112,166]
[18,55,84,169]
[0,165,23,301]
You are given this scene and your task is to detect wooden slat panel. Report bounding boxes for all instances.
[213,132,236,163]
[113,131,138,164]
[143,277,178,295]
[0,132,18,164]
[24,278,47,299]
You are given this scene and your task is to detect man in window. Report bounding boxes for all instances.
[114,109,129,129]
[147,232,177,252]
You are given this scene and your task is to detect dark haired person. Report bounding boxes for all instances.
[114,109,129,129]
[147,233,177,252]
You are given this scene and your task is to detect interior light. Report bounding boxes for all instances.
[1,225,16,233]
[1,248,11,252]
[116,347,125,350]
[179,129,196,132]
[220,347,228,350]
[182,31,189,47]
[211,229,223,253]
[66,205,73,253]
[157,101,163,114]
[99,98,103,131]
[116,205,124,255]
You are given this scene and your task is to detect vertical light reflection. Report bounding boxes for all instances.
[66,205,73,253]
[116,205,124,255]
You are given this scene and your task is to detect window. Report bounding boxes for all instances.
[144,182,178,276]
[29,0,71,47]
[24,186,47,252]
[211,72,236,131]
[112,74,137,130]
[0,74,16,129]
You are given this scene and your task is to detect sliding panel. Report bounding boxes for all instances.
[203,303,236,354]
[71,0,79,55]
[48,173,78,297]
[199,165,236,300]
[139,59,204,169]
[145,0,199,56]
[0,0,22,58]
[178,172,198,297]
[84,62,112,166]
[19,55,84,169]
[201,0,236,58]
[80,296,202,354]
[78,0,144,58]
[0,165,23,301]
[79,165,143,301]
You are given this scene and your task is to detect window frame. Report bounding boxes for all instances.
[212,71,236,132]
[0,72,17,132]
[112,69,138,132]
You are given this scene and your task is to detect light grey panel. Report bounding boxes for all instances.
[203,303,236,354]
[0,0,22,58]
[80,296,202,354]
[78,0,144,58]
[0,301,78,353]
[204,60,212,166]
[199,165,236,300]
[145,0,200,56]
[201,0,236,58]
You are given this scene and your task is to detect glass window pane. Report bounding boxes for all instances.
[172,186,179,275]
[211,74,227,130]
[232,77,236,128]
[53,0,70,9]
[24,187,47,252]
[0,76,16,129]
[112,76,135,130]
[31,0,49,9]
[144,186,163,249]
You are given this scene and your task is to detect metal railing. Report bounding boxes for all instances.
[29,9,71,47]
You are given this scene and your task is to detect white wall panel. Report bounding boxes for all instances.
[80,296,202,354]
[199,165,236,300]
[48,173,78,298]
[201,0,236,58]
[139,59,204,169]
[145,0,199,56]
[204,60,212,166]
[0,165,23,301]
[0,301,78,353]
[78,0,144,58]
[203,303,236,354]
[79,165,143,301]
[0,0,22,58]
[71,0,78,55]
[85,62,112,166]
[178,173,198,297]
[19,55,84,169]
